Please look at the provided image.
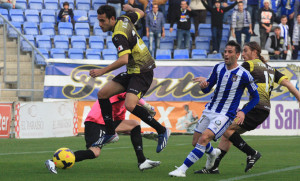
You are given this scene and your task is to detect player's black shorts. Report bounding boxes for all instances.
[112,70,153,99]
[84,120,122,149]
[240,107,270,131]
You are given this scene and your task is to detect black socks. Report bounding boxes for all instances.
[98,99,115,135]
[130,125,146,164]
[74,149,96,162]
[229,131,256,156]
[211,149,227,170]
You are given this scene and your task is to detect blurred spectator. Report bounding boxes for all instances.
[170,0,196,49]
[201,0,238,53]
[0,0,23,10]
[247,0,258,36]
[190,0,207,36]
[58,2,75,24]
[258,0,275,49]
[281,0,296,39]
[127,0,143,37]
[138,0,167,14]
[167,0,181,23]
[292,14,300,60]
[107,0,125,18]
[278,15,289,51]
[265,26,287,59]
[146,4,165,56]
[231,1,252,45]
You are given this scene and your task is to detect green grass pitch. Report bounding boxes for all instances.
[0,135,300,181]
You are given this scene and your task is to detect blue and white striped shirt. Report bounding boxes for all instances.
[202,62,258,120]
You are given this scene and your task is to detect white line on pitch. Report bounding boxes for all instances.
[220,165,300,181]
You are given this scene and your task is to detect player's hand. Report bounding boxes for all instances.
[234,111,245,125]
[89,69,105,78]
[193,76,206,83]
[123,4,133,12]
[199,81,209,89]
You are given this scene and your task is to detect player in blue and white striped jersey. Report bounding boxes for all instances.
[169,41,260,177]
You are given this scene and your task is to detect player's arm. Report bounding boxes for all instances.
[123,4,145,19]
[200,64,219,93]
[280,79,300,107]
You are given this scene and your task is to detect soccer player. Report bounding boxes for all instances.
[45,93,160,174]
[195,41,300,174]
[89,4,170,153]
[168,40,260,177]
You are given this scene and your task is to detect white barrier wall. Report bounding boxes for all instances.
[14,101,78,138]
[242,101,300,136]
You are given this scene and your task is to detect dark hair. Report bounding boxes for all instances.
[226,40,241,53]
[63,1,69,6]
[297,14,300,17]
[281,15,287,19]
[97,5,116,20]
[274,26,281,31]
[244,41,266,63]
[238,1,243,4]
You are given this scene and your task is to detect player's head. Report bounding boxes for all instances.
[153,4,159,13]
[224,40,241,68]
[281,15,288,25]
[97,5,117,32]
[242,41,266,63]
[181,1,188,10]
[215,0,221,8]
[238,1,244,11]
[263,0,270,9]
[274,26,281,36]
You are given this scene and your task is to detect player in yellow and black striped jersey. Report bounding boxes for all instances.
[89,4,170,154]
[195,41,300,174]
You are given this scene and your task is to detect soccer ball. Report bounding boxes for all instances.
[53,148,75,169]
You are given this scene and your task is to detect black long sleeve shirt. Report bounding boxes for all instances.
[170,9,197,30]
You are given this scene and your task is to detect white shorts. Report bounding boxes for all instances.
[194,109,232,140]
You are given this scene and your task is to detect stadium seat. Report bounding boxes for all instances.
[16,0,27,9]
[192,49,207,59]
[190,24,195,34]
[36,35,52,49]
[92,0,106,10]
[9,9,25,24]
[25,9,40,24]
[40,22,55,38]
[88,10,97,26]
[86,49,101,59]
[156,49,171,60]
[44,0,58,9]
[75,23,90,37]
[142,36,149,48]
[73,10,88,23]
[51,48,66,59]
[160,37,174,50]
[0,9,9,25]
[89,36,104,50]
[21,35,35,52]
[102,49,118,60]
[198,24,212,37]
[207,53,223,59]
[195,36,211,52]
[54,35,69,50]
[34,48,49,65]
[60,0,74,9]
[76,0,91,11]
[106,36,115,49]
[174,49,189,59]
[164,29,176,39]
[71,35,86,50]
[41,10,56,24]
[7,22,22,38]
[24,22,39,36]
[93,23,108,38]
[58,22,73,37]
[68,48,84,59]
[28,0,43,11]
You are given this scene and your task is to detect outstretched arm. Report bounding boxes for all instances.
[123,4,145,19]
[280,79,300,107]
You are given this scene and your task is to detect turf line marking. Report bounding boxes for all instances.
[220,165,300,181]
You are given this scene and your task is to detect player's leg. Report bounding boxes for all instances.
[124,71,170,153]
[116,119,161,170]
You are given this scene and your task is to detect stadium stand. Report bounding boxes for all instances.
[28,0,43,11]
[156,49,171,60]
[86,49,101,59]
[34,48,49,65]
[16,0,28,9]
[88,10,97,26]
[195,36,211,52]
[174,49,189,59]
[21,35,35,52]
[74,23,90,37]
[192,49,207,59]
[58,22,73,37]
[8,22,22,38]
[207,53,223,59]
[198,24,212,38]
[71,35,86,50]
[160,37,174,50]
[76,0,91,11]
[93,23,108,38]
[89,36,104,50]
[0,9,9,25]
[106,36,115,49]
[44,0,59,10]
[51,48,66,59]
[73,10,88,23]
[25,9,40,24]
[24,22,39,36]
[41,9,56,24]
[9,9,25,24]
[40,22,55,38]
[92,0,106,10]
[102,49,118,60]
[68,48,84,59]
